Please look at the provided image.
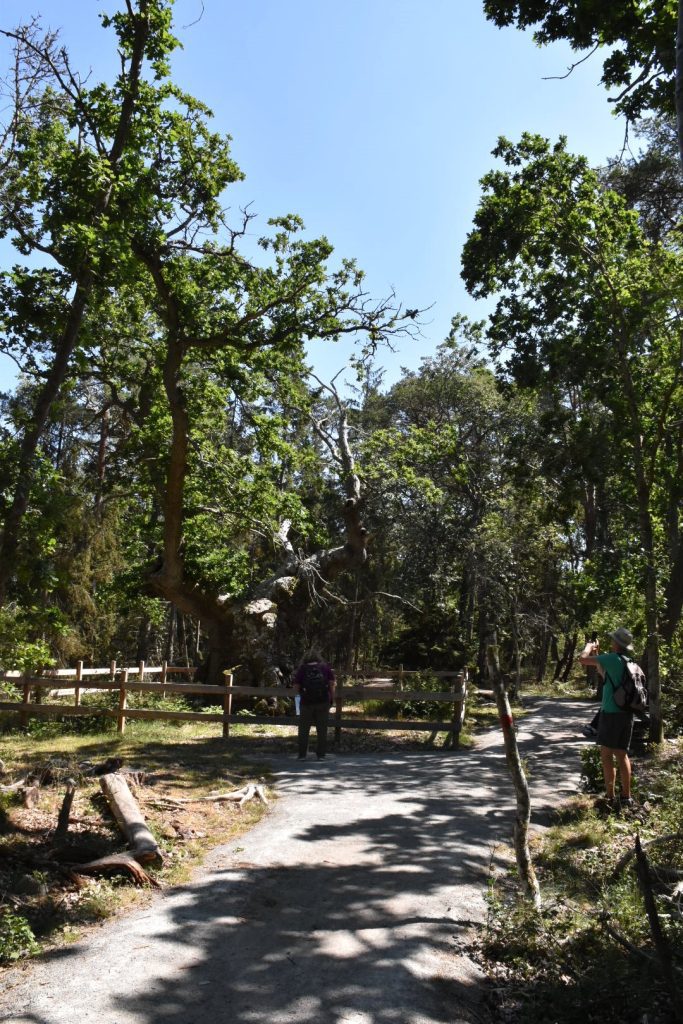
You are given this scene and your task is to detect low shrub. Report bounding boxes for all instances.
[0,910,40,964]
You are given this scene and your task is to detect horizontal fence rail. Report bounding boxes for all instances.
[0,663,468,746]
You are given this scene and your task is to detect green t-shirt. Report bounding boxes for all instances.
[597,653,628,714]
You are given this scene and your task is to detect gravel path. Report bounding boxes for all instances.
[0,698,590,1024]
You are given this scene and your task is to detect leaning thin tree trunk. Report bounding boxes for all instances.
[100,773,161,864]
[487,637,541,908]
[635,835,683,1023]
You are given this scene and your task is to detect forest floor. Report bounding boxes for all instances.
[0,695,591,1024]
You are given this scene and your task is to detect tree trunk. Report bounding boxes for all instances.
[510,602,522,694]
[661,531,683,644]
[176,611,189,666]
[561,633,578,682]
[135,614,152,664]
[144,334,370,686]
[631,446,662,742]
[554,633,576,683]
[535,627,551,684]
[164,605,176,665]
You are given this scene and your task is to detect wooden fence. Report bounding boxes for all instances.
[0,664,468,746]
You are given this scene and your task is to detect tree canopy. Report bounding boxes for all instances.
[0,0,681,742]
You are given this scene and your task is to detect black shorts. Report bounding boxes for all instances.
[597,712,633,751]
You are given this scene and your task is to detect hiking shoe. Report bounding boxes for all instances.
[582,725,598,738]
[594,795,618,814]
[617,796,641,816]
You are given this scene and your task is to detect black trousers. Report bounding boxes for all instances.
[298,702,330,757]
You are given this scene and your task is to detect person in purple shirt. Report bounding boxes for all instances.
[579,626,636,810]
[293,649,336,760]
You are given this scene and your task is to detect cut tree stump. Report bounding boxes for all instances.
[100,772,161,864]
[54,779,77,843]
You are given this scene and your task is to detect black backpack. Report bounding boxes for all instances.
[610,655,648,714]
[299,662,330,705]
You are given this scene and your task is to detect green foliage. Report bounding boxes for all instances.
[482,1,678,123]
[0,606,54,674]
[365,671,452,721]
[0,2,680,693]
[0,910,39,964]
[579,744,603,793]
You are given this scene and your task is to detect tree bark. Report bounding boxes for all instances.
[99,772,161,864]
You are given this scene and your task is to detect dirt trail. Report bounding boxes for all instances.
[0,698,590,1024]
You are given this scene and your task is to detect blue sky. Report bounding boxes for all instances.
[0,0,627,393]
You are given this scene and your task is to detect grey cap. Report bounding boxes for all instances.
[610,627,634,652]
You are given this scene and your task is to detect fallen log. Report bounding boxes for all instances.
[99,772,161,864]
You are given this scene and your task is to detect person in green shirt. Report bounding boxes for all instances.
[579,626,635,809]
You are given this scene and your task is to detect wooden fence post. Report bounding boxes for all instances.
[74,660,83,708]
[449,668,466,750]
[20,671,31,729]
[138,660,145,682]
[335,677,343,745]
[398,663,404,691]
[223,671,233,739]
[109,659,117,682]
[117,668,129,735]
[160,659,168,696]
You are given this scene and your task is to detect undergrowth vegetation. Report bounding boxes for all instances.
[477,741,683,1024]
